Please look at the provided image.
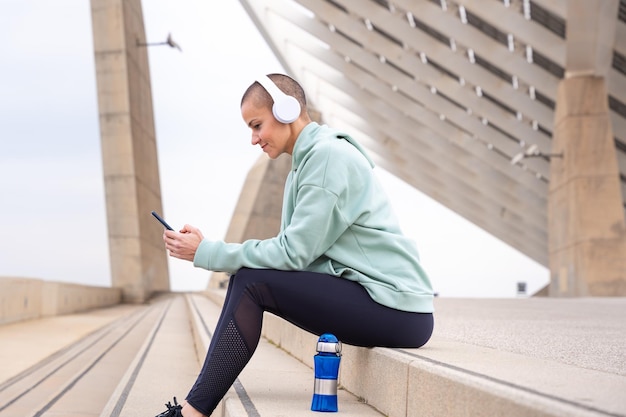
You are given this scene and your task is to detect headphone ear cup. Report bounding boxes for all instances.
[273,95,301,124]
[257,75,301,124]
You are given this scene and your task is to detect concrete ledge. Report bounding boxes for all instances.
[191,292,383,416]
[3,290,620,416]
[205,289,626,417]
[0,277,122,325]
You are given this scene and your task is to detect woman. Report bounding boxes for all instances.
[155,73,434,417]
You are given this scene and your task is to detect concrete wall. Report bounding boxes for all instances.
[0,277,122,326]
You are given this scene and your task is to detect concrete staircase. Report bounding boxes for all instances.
[0,292,624,417]
[0,301,155,416]
[0,293,381,417]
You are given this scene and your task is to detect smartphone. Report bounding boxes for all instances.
[151,211,174,231]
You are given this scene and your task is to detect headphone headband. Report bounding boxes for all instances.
[256,75,301,124]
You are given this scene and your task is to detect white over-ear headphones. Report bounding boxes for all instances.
[256,75,301,124]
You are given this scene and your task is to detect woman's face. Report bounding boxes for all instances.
[241,99,295,159]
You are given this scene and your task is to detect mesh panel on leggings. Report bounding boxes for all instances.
[191,319,251,408]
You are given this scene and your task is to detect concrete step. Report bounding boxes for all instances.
[186,293,384,417]
[0,303,140,386]
[2,291,379,417]
[94,291,379,416]
[3,290,622,417]
[252,292,626,417]
[99,295,200,417]
[0,302,159,417]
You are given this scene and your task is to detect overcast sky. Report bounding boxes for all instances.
[0,0,548,297]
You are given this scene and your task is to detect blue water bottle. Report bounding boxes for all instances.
[311,333,342,412]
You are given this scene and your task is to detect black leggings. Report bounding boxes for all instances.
[185,268,433,416]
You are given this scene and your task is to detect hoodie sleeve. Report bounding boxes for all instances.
[194,141,356,272]
[193,182,349,272]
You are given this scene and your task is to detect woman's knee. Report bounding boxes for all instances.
[231,267,257,281]
[229,269,270,302]
[229,268,261,290]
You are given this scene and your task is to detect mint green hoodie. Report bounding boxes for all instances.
[194,122,434,313]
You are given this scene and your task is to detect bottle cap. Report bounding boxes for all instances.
[317,333,342,354]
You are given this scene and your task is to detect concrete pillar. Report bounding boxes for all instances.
[90,0,170,302]
[548,76,626,296]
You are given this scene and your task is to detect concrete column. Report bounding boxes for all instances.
[548,76,626,296]
[90,0,170,302]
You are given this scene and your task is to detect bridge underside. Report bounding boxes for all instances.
[90,0,626,298]
[238,0,626,295]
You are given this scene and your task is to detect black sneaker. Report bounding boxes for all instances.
[154,397,183,417]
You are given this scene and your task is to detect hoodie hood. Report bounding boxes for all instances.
[292,122,375,171]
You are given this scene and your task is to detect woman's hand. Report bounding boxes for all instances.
[163,224,204,262]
